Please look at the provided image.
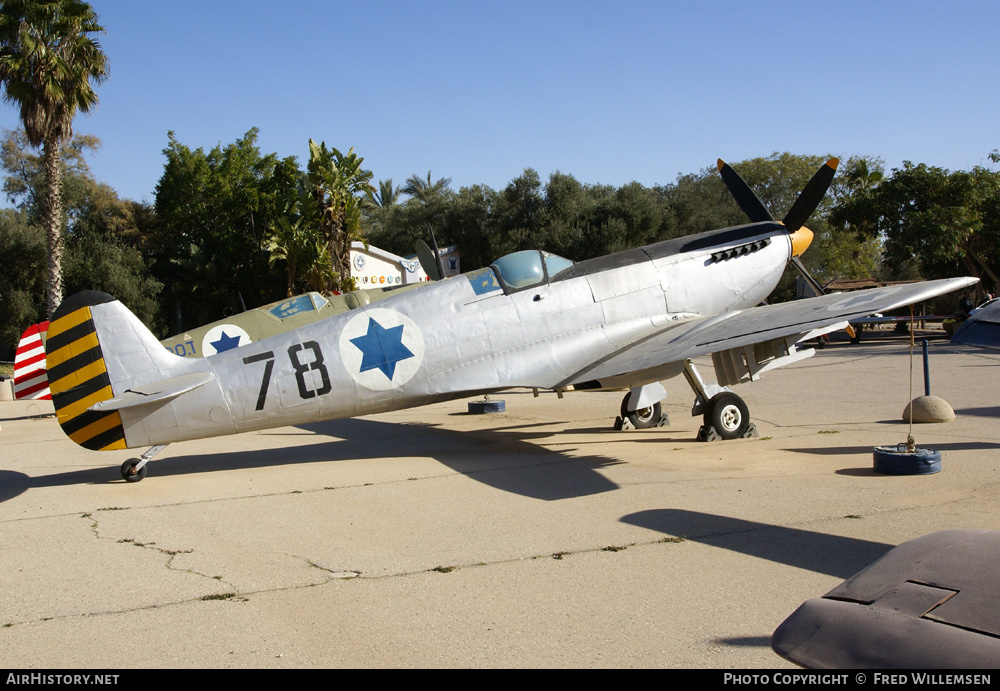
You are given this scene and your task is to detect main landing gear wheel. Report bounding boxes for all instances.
[704,392,749,440]
[121,458,147,483]
[620,395,662,429]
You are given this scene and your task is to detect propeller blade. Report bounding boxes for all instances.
[792,256,857,340]
[783,158,840,231]
[791,256,826,296]
[415,239,441,281]
[717,159,773,223]
[428,226,446,280]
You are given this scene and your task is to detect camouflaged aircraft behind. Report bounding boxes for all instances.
[159,284,421,358]
[45,159,978,481]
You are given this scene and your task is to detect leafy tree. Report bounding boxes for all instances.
[665,168,746,237]
[440,183,497,270]
[584,181,665,257]
[0,129,162,348]
[491,168,545,257]
[0,208,45,354]
[800,155,886,283]
[362,179,401,251]
[382,171,453,260]
[303,139,374,292]
[62,181,163,333]
[0,0,108,316]
[538,171,588,258]
[1,127,98,221]
[267,163,335,297]
[154,129,285,329]
[832,160,1000,293]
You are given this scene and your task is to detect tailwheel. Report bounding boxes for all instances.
[120,458,147,483]
[703,392,750,440]
[620,394,662,429]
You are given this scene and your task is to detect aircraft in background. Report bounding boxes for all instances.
[44,158,977,481]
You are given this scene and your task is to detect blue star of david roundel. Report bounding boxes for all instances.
[350,318,414,380]
[826,286,902,314]
[201,324,252,356]
[339,308,425,391]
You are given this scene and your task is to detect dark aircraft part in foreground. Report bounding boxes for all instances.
[772,530,1000,668]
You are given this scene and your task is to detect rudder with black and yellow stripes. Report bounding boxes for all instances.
[46,291,127,451]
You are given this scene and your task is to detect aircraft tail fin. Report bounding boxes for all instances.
[45,291,180,451]
[13,321,51,400]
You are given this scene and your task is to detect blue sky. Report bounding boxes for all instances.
[2,0,998,205]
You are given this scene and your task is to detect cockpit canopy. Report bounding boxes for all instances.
[490,250,575,293]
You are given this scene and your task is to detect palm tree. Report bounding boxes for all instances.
[0,0,108,316]
[402,171,451,205]
[305,139,374,292]
[373,178,400,208]
[267,191,336,296]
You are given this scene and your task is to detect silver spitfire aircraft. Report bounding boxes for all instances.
[46,159,977,481]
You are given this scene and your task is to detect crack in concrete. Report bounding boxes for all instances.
[80,511,239,591]
[1,527,692,629]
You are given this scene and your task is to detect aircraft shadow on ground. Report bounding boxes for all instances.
[788,441,1000,455]
[784,441,1000,476]
[2,417,622,503]
[875,409,1000,424]
[621,509,893,579]
[0,411,54,423]
[954,406,1000,418]
[712,636,773,649]
[296,418,623,500]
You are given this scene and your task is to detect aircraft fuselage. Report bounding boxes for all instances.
[110,221,791,449]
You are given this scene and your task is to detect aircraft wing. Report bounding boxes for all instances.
[561,277,977,386]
